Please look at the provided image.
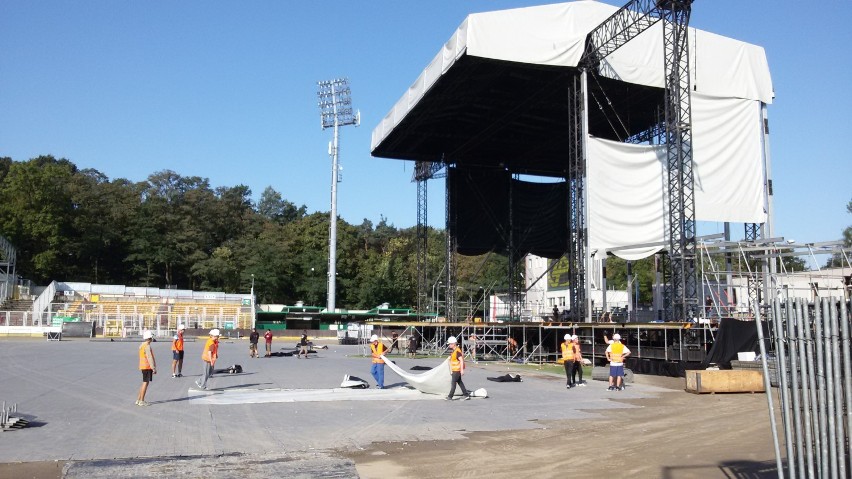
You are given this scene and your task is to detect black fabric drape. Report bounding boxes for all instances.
[448,166,568,259]
[701,318,766,369]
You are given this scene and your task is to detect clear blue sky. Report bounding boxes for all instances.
[1,1,850,255]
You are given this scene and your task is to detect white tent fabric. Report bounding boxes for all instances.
[382,356,488,398]
[372,0,773,152]
[691,92,767,223]
[382,356,453,396]
[588,93,767,260]
[587,139,667,261]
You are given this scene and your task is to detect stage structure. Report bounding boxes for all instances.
[317,78,359,313]
[371,1,773,322]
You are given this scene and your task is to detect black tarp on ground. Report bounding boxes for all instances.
[448,166,568,258]
[702,318,766,369]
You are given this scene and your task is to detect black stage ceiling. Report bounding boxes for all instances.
[371,55,665,177]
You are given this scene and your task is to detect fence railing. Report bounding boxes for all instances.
[759,297,851,478]
[0,310,253,336]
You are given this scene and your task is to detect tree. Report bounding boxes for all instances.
[825,197,852,268]
[257,186,306,225]
[0,156,77,281]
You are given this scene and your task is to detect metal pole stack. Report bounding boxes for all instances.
[761,296,851,477]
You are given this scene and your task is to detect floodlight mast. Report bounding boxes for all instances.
[317,78,359,313]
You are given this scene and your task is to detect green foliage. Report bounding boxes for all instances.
[0,155,517,311]
[605,256,655,304]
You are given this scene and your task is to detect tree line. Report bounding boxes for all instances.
[0,155,509,309]
[2,155,835,310]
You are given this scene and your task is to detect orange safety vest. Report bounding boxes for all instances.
[561,341,575,361]
[371,343,386,364]
[450,346,463,372]
[202,338,218,363]
[610,342,625,363]
[172,332,184,352]
[139,343,154,370]
[572,341,582,361]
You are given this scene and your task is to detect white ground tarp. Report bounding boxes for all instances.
[382,356,488,398]
[372,0,773,152]
[588,92,767,260]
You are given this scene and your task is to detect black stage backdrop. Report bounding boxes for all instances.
[448,166,568,258]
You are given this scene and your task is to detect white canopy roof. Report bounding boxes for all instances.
[372,1,773,155]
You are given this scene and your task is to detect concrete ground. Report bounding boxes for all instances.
[0,336,776,478]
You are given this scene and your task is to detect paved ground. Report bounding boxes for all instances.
[0,336,776,478]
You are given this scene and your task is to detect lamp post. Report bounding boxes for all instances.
[250,273,255,329]
[317,78,359,313]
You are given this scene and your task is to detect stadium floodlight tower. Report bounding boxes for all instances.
[317,78,359,313]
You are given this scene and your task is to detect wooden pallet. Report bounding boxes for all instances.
[685,369,765,394]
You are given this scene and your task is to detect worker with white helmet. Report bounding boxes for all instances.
[136,330,157,406]
[171,324,186,378]
[196,329,220,390]
[605,333,631,391]
[560,333,576,388]
[369,334,388,389]
[446,336,471,400]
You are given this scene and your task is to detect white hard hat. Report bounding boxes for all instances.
[612,333,621,341]
[447,336,457,344]
[370,334,378,342]
[142,330,153,340]
[572,335,579,341]
[177,324,186,330]
[564,334,571,340]
[210,329,221,337]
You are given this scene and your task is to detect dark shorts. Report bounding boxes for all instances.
[609,365,625,377]
[141,369,154,382]
[172,350,184,361]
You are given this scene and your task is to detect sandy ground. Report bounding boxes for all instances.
[346,375,780,479]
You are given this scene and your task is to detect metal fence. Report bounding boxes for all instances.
[0,309,253,337]
[758,297,851,478]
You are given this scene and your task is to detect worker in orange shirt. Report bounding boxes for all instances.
[196,329,220,390]
[561,333,576,388]
[136,330,157,406]
[369,334,387,389]
[171,324,185,378]
[446,336,471,400]
[572,335,586,386]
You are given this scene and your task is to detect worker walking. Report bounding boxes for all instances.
[572,335,586,386]
[446,336,471,400]
[196,329,220,390]
[137,330,157,406]
[249,328,259,358]
[561,333,576,388]
[606,333,631,391]
[369,334,387,389]
[298,330,309,359]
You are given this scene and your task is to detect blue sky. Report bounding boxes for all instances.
[1,1,850,257]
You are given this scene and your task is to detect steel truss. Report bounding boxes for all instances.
[744,222,762,314]
[567,75,587,321]
[414,161,445,317]
[581,0,697,321]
